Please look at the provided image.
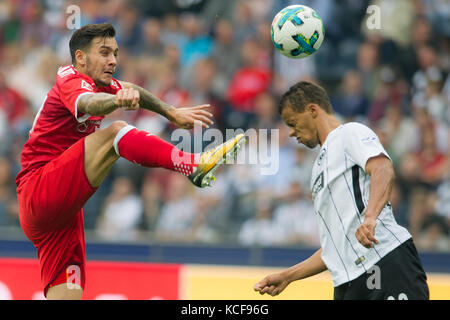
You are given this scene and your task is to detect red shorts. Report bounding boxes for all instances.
[17,138,97,297]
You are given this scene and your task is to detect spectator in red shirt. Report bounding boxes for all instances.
[415,122,447,185]
[227,38,272,113]
[0,71,29,128]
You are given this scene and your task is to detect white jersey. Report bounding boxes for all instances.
[310,122,411,287]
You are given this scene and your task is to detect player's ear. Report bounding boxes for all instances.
[74,49,87,67]
[306,103,319,119]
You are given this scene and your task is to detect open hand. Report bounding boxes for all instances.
[170,104,214,129]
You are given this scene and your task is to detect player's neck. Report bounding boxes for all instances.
[73,64,100,87]
[317,114,341,146]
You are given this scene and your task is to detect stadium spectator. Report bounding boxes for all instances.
[115,4,142,55]
[138,18,165,58]
[148,62,189,134]
[257,122,297,198]
[356,41,381,100]
[186,58,219,106]
[19,1,52,51]
[362,0,415,49]
[331,70,370,121]
[0,71,29,128]
[389,181,410,229]
[9,48,60,113]
[377,105,419,168]
[140,174,163,232]
[411,45,440,108]
[96,176,143,242]
[160,13,187,49]
[249,92,279,131]
[226,38,272,129]
[272,53,317,97]
[153,171,222,243]
[272,181,319,246]
[0,1,21,45]
[0,156,19,227]
[0,109,8,155]
[436,180,450,221]
[77,0,108,25]
[231,1,258,45]
[420,0,450,38]
[237,198,280,247]
[154,173,197,242]
[178,13,213,69]
[416,190,450,252]
[227,38,272,113]
[225,160,263,227]
[367,66,409,125]
[414,121,447,185]
[155,63,188,105]
[425,68,448,124]
[192,169,231,236]
[210,19,240,88]
[187,193,220,243]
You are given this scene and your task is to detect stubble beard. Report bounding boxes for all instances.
[86,56,110,87]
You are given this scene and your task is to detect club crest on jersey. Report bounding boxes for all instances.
[81,80,94,91]
[77,119,101,132]
[312,171,324,196]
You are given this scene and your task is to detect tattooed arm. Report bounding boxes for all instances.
[76,88,140,116]
[77,93,119,116]
[120,81,214,129]
[120,81,176,121]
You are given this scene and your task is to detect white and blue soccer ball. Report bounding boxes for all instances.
[271,4,325,59]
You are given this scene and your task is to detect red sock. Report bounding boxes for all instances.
[114,126,198,176]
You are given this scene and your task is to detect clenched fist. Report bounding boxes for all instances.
[116,88,140,110]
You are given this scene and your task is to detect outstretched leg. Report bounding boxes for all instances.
[84,120,246,189]
[83,120,198,188]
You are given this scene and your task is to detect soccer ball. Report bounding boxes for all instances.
[271,5,325,59]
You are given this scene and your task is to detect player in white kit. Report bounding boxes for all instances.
[254,81,429,300]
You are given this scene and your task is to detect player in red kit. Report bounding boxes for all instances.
[15,23,245,300]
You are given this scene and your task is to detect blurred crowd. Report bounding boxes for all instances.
[0,0,448,251]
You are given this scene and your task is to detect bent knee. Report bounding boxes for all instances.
[108,120,129,136]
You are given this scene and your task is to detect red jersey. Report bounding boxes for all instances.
[16,65,122,187]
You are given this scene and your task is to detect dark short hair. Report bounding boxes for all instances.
[279,81,333,114]
[69,23,116,65]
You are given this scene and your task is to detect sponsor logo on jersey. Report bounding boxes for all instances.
[81,80,94,91]
[355,256,365,265]
[361,136,377,144]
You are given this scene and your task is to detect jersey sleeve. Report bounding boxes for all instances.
[59,76,95,122]
[343,123,391,171]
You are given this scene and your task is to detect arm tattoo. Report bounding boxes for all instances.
[77,93,119,116]
[127,83,175,120]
